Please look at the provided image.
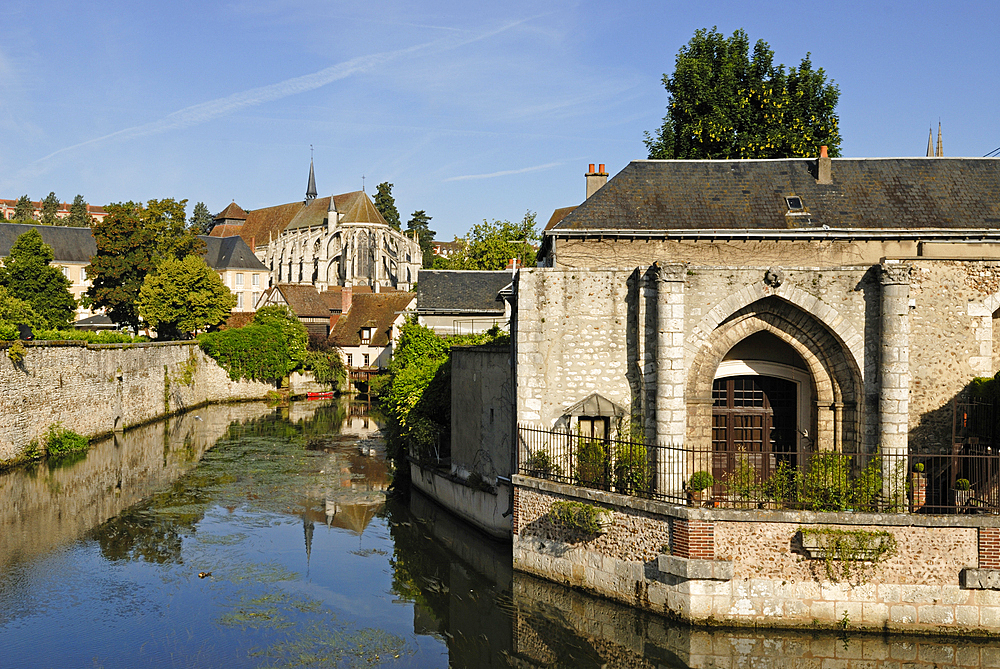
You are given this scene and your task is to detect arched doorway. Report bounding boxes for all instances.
[710,331,814,483]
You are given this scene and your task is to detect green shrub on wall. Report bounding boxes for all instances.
[44,423,89,458]
[198,324,294,382]
[548,500,612,535]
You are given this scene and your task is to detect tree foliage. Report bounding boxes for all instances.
[451,211,539,270]
[644,27,842,160]
[188,201,214,235]
[40,192,60,226]
[374,182,401,231]
[66,195,93,228]
[0,229,76,328]
[137,255,236,338]
[406,210,435,268]
[197,305,309,383]
[0,285,44,331]
[86,199,204,331]
[12,195,34,222]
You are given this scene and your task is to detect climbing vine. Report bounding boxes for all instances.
[799,527,897,582]
[548,500,612,535]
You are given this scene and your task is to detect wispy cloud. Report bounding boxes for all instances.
[15,15,541,182]
[445,161,562,182]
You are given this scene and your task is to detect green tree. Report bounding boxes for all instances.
[459,210,538,270]
[644,27,842,160]
[85,199,203,332]
[0,229,76,328]
[188,201,214,235]
[66,195,93,227]
[0,285,44,330]
[406,210,435,267]
[12,195,34,222]
[137,255,236,339]
[40,192,60,226]
[374,182,401,231]
[252,305,308,370]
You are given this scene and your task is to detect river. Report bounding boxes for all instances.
[1,399,997,668]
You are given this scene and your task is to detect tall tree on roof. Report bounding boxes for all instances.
[40,192,60,226]
[189,201,214,235]
[66,195,93,228]
[455,210,539,271]
[406,210,435,268]
[12,195,33,222]
[374,182,401,231]
[644,27,842,160]
[85,199,204,332]
[0,229,76,328]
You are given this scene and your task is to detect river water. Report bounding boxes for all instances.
[2,399,998,668]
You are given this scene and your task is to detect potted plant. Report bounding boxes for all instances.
[687,471,714,507]
[953,477,974,511]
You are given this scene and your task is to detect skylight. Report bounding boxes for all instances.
[785,196,803,211]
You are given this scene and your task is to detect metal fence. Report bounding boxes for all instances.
[517,424,1000,514]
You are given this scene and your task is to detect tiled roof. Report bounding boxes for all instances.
[215,202,247,221]
[0,222,96,262]
[272,284,338,319]
[549,158,1000,232]
[329,292,416,347]
[416,270,510,314]
[198,235,268,271]
[545,206,578,231]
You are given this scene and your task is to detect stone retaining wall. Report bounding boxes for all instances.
[513,475,1000,635]
[0,341,274,461]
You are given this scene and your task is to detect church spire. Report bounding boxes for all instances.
[926,128,934,157]
[305,147,318,203]
[936,122,944,157]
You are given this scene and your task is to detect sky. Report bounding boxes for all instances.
[1,0,997,241]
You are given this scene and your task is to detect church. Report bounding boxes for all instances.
[210,161,421,293]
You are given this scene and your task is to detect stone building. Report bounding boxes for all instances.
[210,162,422,292]
[416,270,512,335]
[518,154,1000,490]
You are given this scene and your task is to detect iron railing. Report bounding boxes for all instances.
[517,424,1000,514]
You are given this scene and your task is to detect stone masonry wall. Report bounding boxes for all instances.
[514,476,1000,634]
[0,341,274,461]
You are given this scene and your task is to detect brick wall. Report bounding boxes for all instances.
[671,518,714,560]
[980,527,1000,569]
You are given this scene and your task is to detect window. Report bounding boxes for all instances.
[252,273,259,287]
[346,354,353,367]
[360,327,372,344]
[62,266,70,279]
[235,273,244,287]
[236,293,243,309]
[785,196,803,211]
[578,416,609,441]
[251,292,259,309]
[363,353,370,367]
[80,267,87,282]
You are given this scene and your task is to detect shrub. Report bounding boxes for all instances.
[524,449,561,477]
[45,423,89,457]
[7,339,26,365]
[303,350,346,389]
[199,322,301,383]
[548,500,611,534]
[798,451,851,511]
[723,456,762,501]
[955,478,971,491]
[574,439,609,490]
[688,470,715,492]
[914,462,924,473]
[614,439,651,495]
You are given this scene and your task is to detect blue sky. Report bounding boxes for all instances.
[1,1,997,240]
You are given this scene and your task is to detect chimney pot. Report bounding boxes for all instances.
[820,146,828,158]
[585,162,608,199]
[588,163,595,174]
[599,163,605,174]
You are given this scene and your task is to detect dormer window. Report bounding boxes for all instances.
[785,196,803,211]
[360,327,373,344]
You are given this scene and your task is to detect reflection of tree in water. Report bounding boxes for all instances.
[90,399,373,566]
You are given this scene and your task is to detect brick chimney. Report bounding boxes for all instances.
[816,146,832,184]
[342,285,352,315]
[586,163,608,199]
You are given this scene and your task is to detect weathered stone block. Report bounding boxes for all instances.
[657,554,733,581]
[961,567,1000,590]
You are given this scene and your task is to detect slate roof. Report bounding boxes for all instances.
[416,270,511,314]
[268,284,338,319]
[329,292,416,347]
[0,222,96,262]
[198,235,268,271]
[545,206,578,231]
[549,158,1000,233]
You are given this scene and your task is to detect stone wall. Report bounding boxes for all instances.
[513,476,1000,635]
[0,341,274,461]
[450,344,513,480]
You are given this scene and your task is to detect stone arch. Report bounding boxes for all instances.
[687,281,865,382]
[686,297,862,454]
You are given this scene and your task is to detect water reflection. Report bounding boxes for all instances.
[0,402,272,570]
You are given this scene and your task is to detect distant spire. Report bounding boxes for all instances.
[305,146,317,203]
[936,122,944,157]
[926,128,934,157]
